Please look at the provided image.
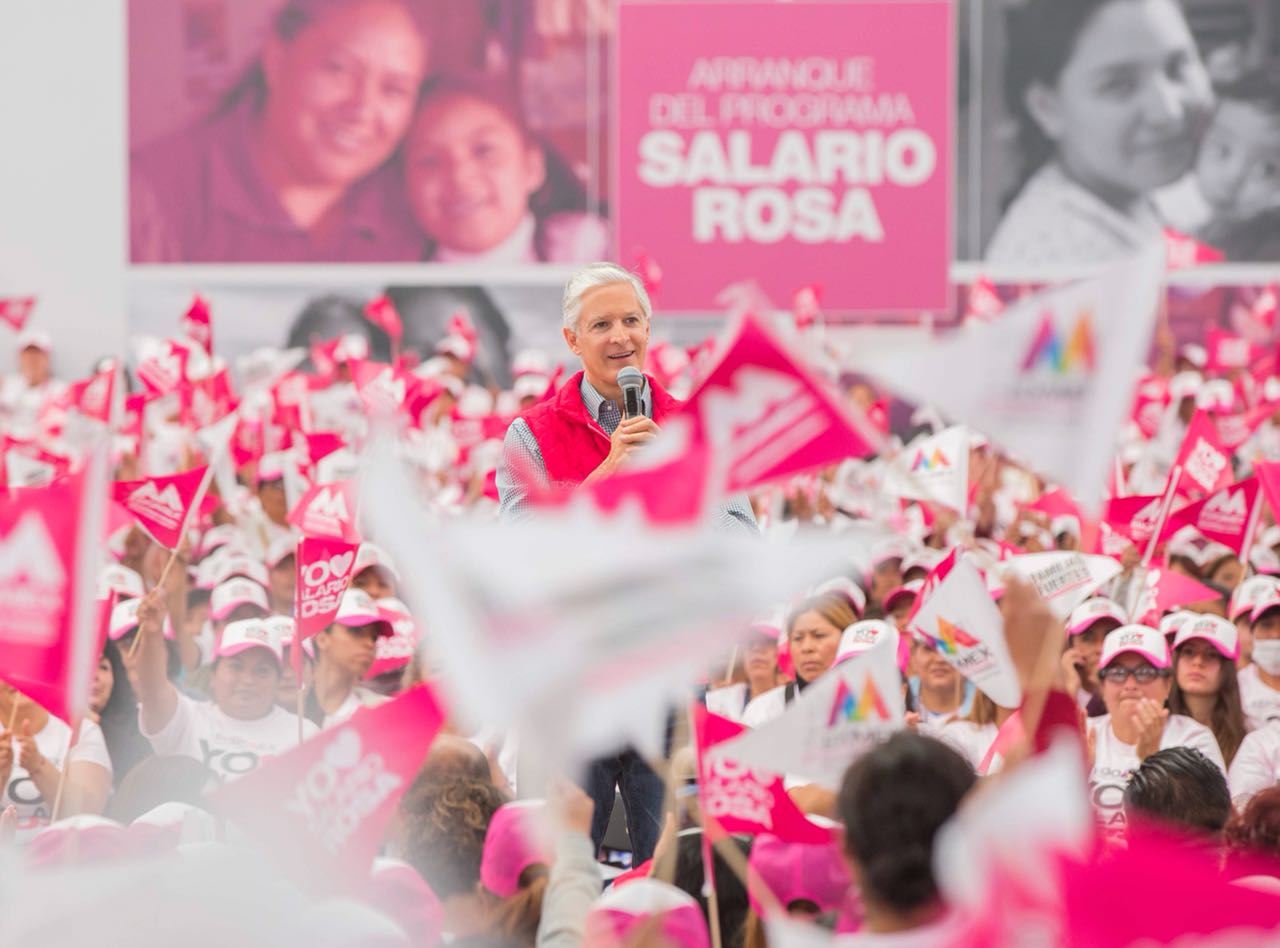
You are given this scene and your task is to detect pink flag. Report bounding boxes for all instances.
[0,296,36,331]
[1212,403,1275,451]
[136,339,191,399]
[208,685,446,892]
[692,706,830,845]
[1205,327,1266,373]
[1163,228,1225,269]
[1170,411,1234,501]
[363,295,403,345]
[0,456,109,724]
[1134,568,1222,624]
[300,430,347,468]
[791,284,823,330]
[1160,477,1260,557]
[295,536,360,644]
[686,315,882,494]
[1257,459,1280,522]
[349,359,416,418]
[1102,493,1163,546]
[963,278,1004,323]
[112,466,211,549]
[181,294,213,355]
[1129,375,1169,440]
[66,362,117,424]
[288,480,360,543]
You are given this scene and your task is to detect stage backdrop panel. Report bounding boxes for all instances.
[615,0,953,314]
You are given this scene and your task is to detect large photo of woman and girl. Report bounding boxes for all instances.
[128,0,609,264]
[971,0,1280,265]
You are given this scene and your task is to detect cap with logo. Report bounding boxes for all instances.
[215,618,283,663]
[334,588,394,636]
[836,620,897,664]
[97,563,146,601]
[1066,597,1127,637]
[812,577,866,618]
[354,543,401,586]
[265,535,297,569]
[1231,575,1280,621]
[1099,624,1171,670]
[1158,610,1196,640]
[210,577,270,621]
[1172,613,1239,661]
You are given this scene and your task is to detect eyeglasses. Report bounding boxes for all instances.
[1098,665,1168,684]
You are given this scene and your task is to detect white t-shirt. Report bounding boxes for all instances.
[1237,665,1280,731]
[1228,723,1280,807]
[936,720,1000,774]
[1086,713,1226,835]
[3,717,112,840]
[741,685,788,729]
[320,688,388,729]
[705,684,750,723]
[141,692,317,783]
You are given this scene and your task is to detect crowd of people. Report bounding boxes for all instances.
[2,258,1280,946]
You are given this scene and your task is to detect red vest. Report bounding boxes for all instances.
[521,370,683,486]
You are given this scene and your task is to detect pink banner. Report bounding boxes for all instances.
[616,1,952,313]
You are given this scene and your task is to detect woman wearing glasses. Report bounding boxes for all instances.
[1086,624,1225,836]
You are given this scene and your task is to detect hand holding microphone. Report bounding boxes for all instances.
[604,366,659,472]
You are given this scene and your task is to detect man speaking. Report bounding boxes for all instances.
[497,260,756,532]
[496,262,754,863]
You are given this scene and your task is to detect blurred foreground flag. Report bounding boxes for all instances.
[861,249,1164,513]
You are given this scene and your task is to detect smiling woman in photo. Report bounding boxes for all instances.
[985,0,1215,266]
[130,0,432,263]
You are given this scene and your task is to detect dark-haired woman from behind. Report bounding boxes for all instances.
[91,639,152,787]
[835,732,976,944]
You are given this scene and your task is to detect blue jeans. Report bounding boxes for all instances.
[585,750,664,862]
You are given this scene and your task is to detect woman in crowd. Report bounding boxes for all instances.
[0,682,113,840]
[1086,624,1225,835]
[987,0,1214,265]
[303,588,393,728]
[742,592,857,728]
[1062,597,1127,717]
[125,593,317,784]
[908,638,973,730]
[936,689,1013,774]
[90,639,151,787]
[705,621,785,723]
[1240,593,1280,728]
[130,0,431,262]
[836,732,976,943]
[403,77,609,264]
[1167,613,1249,766]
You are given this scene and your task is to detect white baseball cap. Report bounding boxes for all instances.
[1173,613,1239,660]
[1231,575,1280,621]
[16,329,52,353]
[1158,610,1196,639]
[210,578,270,621]
[836,620,897,664]
[1169,370,1203,401]
[265,535,297,569]
[813,577,866,618]
[214,618,283,664]
[1252,590,1280,624]
[208,553,269,589]
[108,598,142,641]
[883,579,924,612]
[263,615,297,649]
[196,524,242,559]
[354,543,400,585]
[1099,624,1171,670]
[1066,598,1127,637]
[97,563,145,601]
[1250,546,1280,577]
[334,588,394,636]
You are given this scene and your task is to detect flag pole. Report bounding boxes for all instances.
[1140,464,1181,568]
[49,725,76,823]
[6,693,20,734]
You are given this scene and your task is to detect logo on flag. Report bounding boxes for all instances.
[290,481,360,543]
[126,482,184,529]
[827,675,890,727]
[296,539,358,633]
[1021,312,1096,376]
[929,616,983,656]
[1199,487,1248,534]
[0,513,68,646]
[911,447,951,472]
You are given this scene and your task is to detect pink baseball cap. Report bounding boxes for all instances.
[480,800,553,898]
[836,620,897,664]
[882,579,923,613]
[1173,613,1239,661]
[335,589,394,636]
[1232,575,1280,621]
[746,831,851,916]
[368,597,416,679]
[1099,624,1171,670]
[210,577,270,621]
[813,577,866,617]
[1066,598,1127,636]
[584,879,710,948]
[354,543,401,586]
[214,618,283,663]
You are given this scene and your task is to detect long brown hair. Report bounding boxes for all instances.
[1168,644,1248,766]
[487,864,550,945]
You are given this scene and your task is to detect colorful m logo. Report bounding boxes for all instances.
[827,675,890,727]
[911,447,951,472]
[1022,312,1096,375]
[931,616,981,656]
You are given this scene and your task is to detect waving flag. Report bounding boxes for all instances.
[882,426,970,512]
[1164,228,1225,270]
[909,554,1023,707]
[860,249,1164,512]
[209,685,445,893]
[112,466,212,549]
[181,295,213,355]
[1160,477,1261,557]
[692,706,830,845]
[295,536,360,645]
[363,295,403,346]
[1001,552,1121,621]
[0,447,109,724]
[0,296,36,331]
[288,479,360,543]
[1171,411,1235,501]
[136,338,192,399]
[714,634,903,790]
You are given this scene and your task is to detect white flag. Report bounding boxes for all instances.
[359,441,857,767]
[909,554,1023,708]
[713,635,904,790]
[1001,551,1122,621]
[881,425,970,512]
[859,249,1164,513]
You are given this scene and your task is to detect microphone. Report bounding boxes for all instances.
[617,366,644,420]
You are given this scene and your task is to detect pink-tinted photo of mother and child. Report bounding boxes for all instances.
[129,0,608,264]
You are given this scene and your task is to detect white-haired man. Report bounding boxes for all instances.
[496,261,755,532]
